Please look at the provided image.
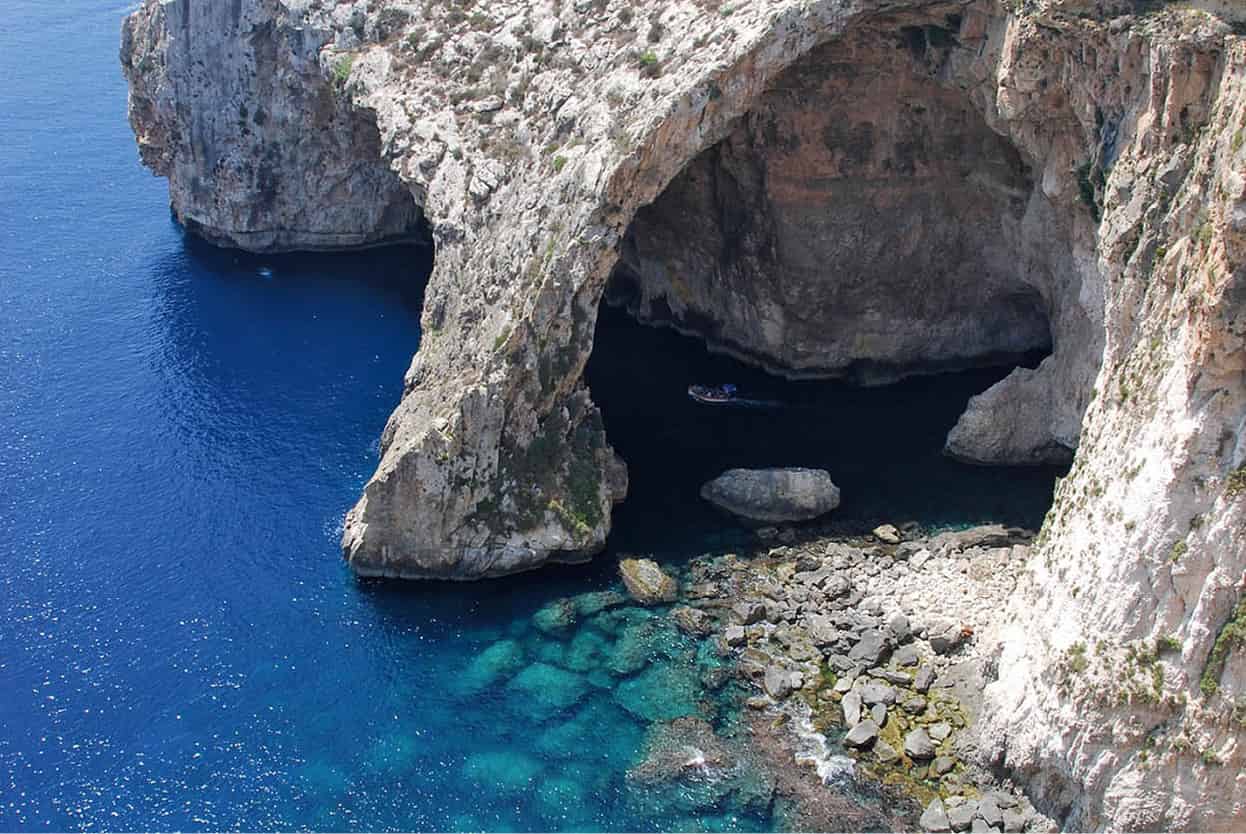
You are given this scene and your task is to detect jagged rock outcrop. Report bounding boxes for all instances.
[123,0,1246,828]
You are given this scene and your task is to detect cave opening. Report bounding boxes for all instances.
[586,23,1074,554]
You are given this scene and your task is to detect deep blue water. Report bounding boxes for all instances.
[0,2,1061,831]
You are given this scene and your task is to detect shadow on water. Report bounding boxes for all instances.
[587,303,1067,557]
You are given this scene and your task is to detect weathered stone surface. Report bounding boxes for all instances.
[618,558,677,605]
[732,601,768,626]
[670,605,712,636]
[895,645,920,667]
[700,468,841,523]
[723,625,747,647]
[872,524,902,545]
[875,738,900,765]
[978,798,1004,829]
[947,802,977,832]
[929,624,966,655]
[1001,809,1027,833]
[121,0,425,253]
[848,630,888,665]
[920,799,951,833]
[841,690,863,728]
[843,719,879,749]
[858,682,896,706]
[763,666,801,700]
[887,613,912,643]
[904,728,937,760]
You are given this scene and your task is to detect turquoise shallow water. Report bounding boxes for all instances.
[0,2,1060,830]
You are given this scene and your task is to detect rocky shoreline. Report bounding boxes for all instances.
[627,521,1057,832]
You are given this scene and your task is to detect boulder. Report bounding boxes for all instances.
[929,524,1026,554]
[978,798,1004,829]
[902,695,928,714]
[732,601,767,625]
[947,802,978,832]
[875,739,900,765]
[914,666,936,692]
[920,799,951,833]
[872,524,902,544]
[849,629,889,665]
[619,558,678,604]
[723,625,747,647]
[858,682,897,705]
[842,690,863,726]
[931,755,956,775]
[843,719,880,748]
[887,613,912,642]
[1002,810,1028,833]
[671,605,713,636]
[930,624,966,654]
[764,666,801,699]
[700,468,841,523]
[904,728,937,759]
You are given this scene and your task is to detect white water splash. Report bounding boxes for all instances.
[784,700,856,784]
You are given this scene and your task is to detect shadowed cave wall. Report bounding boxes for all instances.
[606,24,1073,392]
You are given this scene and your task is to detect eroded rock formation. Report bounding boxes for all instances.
[123,0,1246,828]
[611,28,1059,387]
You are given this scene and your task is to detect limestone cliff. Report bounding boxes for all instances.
[122,0,1246,829]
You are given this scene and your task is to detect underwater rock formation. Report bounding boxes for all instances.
[123,0,1246,828]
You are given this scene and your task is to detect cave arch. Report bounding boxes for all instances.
[607,27,1059,385]
[586,13,1086,533]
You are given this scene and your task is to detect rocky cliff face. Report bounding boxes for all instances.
[123,0,1245,828]
[120,0,423,251]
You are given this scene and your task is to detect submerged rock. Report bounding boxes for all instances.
[627,716,731,784]
[507,663,589,718]
[619,558,678,605]
[614,662,701,722]
[457,639,525,694]
[462,750,543,795]
[699,468,841,523]
[572,590,628,618]
[609,618,684,677]
[533,598,577,634]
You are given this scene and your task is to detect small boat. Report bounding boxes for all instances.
[688,383,739,404]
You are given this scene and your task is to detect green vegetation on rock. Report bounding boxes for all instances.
[1201,597,1246,697]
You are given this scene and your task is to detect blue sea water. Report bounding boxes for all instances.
[0,2,1061,831]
